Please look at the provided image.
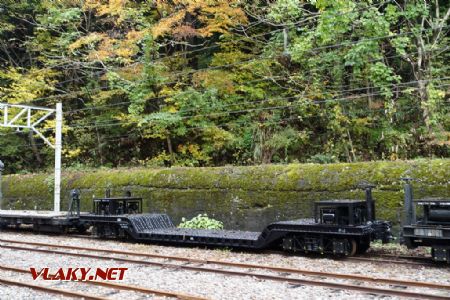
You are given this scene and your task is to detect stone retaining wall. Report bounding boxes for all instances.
[2,159,449,231]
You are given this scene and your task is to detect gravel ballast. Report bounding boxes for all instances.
[0,231,449,299]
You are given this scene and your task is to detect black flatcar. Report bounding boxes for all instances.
[401,178,450,263]
[79,185,392,256]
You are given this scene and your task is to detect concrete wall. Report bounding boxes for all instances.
[2,159,449,231]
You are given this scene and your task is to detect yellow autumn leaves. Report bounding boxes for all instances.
[152,0,247,38]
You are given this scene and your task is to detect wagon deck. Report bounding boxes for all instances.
[0,209,86,232]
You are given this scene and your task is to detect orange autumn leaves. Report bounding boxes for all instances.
[67,0,247,63]
[152,0,248,39]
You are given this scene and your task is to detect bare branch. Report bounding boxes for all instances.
[432,6,450,47]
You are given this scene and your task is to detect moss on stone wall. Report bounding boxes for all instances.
[1,159,449,230]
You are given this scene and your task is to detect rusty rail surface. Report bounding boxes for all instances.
[0,276,107,300]
[0,238,447,291]
[0,239,449,299]
[0,265,206,300]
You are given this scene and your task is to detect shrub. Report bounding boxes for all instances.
[178,214,224,230]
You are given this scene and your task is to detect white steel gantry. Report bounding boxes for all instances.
[0,103,63,212]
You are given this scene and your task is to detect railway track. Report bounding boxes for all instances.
[346,256,435,266]
[343,252,443,267]
[0,276,107,300]
[0,238,449,299]
[71,239,443,267]
[0,265,206,300]
[263,249,440,267]
[2,228,440,267]
[378,253,434,262]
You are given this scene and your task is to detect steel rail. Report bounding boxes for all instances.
[0,231,436,266]
[379,254,432,261]
[1,243,449,300]
[262,249,435,265]
[0,238,447,291]
[0,276,107,300]
[263,249,437,267]
[346,256,435,266]
[0,265,206,300]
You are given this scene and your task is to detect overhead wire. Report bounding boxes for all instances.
[2,76,448,139]
[62,82,450,131]
[71,76,450,122]
[38,34,446,118]
[61,59,450,117]
[0,106,388,151]
[4,79,449,150]
[11,21,448,109]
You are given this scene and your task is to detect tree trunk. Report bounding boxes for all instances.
[95,126,105,165]
[346,129,357,162]
[29,131,42,166]
[417,78,431,132]
[167,136,174,165]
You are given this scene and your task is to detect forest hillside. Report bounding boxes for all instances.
[0,0,449,173]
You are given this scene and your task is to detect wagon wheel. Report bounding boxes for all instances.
[348,239,358,256]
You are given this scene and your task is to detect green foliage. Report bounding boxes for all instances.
[307,154,338,164]
[0,0,448,173]
[268,0,304,23]
[178,214,224,230]
[44,175,55,194]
